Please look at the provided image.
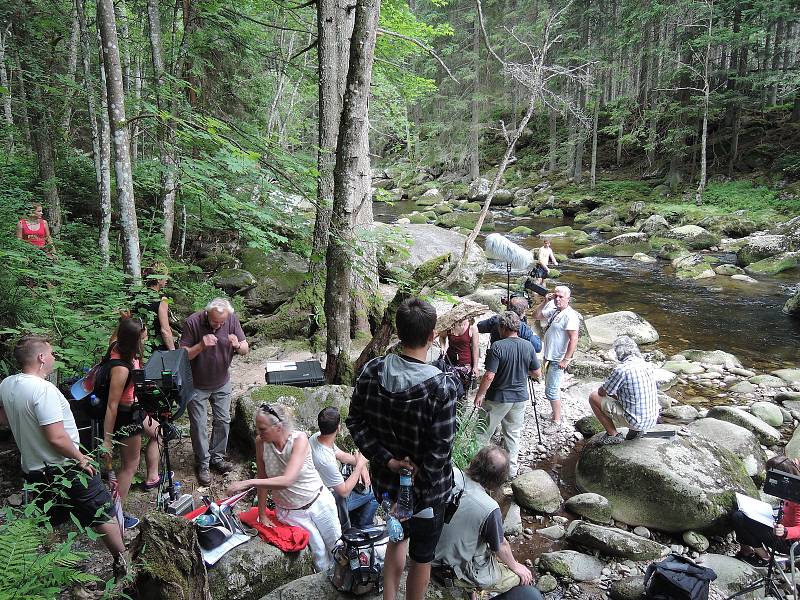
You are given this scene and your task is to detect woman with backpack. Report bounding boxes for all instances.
[101,316,161,529]
[438,317,480,390]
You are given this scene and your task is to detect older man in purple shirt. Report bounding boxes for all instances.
[181,297,249,485]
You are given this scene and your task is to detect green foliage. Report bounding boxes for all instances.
[452,404,484,469]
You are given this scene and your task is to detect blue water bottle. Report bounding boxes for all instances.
[381,493,404,542]
[396,468,414,520]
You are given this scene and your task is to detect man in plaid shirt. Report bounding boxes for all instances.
[347,297,460,600]
[588,335,660,445]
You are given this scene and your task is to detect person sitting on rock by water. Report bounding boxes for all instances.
[310,406,378,529]
[0,336,127,578]
[732,456,800,566]
[474,311,541,478]
[478,296,542,354]
[347,297,461,600]
[533,285,580,424]
[433,446,541,600]
[587,335,659,445]
[227,403,341,572]
[531,239,557,287]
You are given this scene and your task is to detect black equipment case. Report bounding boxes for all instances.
[265,360,325,387]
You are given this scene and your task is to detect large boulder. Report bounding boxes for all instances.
[468,177,491,201]
[736,234,793,266]
[696,214,758,238]
[697,554,761,599]
[212,268,257,296]
[664,225,720,250]
[538,550,605,582]
[565,521,668,561]
[493,188,514,206]
[638,214,669,235]
[240,249,309,315]
[672,253,717,280]
[262,571,459,600]
[564,493,613,524]
[749,401,784,427]
[705,406,781,446]
[744,251,800,275]
[575,429,758,532]
[539,226,591,245]
[785,289,800,316]
[511,470,562,514]
[680,349,742,369]
[584,311,659,346]
[436,210,495,232]
[210,540,314,600]
[574,235,649,257]
[378,223,487,295]
[770,214,800,242]
[687,418,767,480]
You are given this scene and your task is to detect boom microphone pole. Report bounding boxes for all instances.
[484,233,535,305]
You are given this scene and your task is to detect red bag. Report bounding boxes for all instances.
[239,507,310,552]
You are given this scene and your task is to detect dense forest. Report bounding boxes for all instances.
[0,0,799,377]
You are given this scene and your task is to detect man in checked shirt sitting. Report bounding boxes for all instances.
[588,335,660,445]
[347,297,461,600]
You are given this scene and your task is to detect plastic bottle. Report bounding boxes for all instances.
[396,468,414,520]
[89,394,100,408]
[381,493,404,542]
[195,513,216,526]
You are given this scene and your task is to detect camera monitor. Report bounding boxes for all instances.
[763,469,800,503]
[135,349,194,419]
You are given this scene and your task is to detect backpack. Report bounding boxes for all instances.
[644,555,717,600]
[330,525,388,596]
[80,346,133,419]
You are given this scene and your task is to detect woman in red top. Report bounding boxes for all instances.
[101,316,161,529]
[733,455,800,564]
[439,317,480,386]
[16,203,54,253]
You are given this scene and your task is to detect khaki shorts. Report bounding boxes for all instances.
[455,562,520,597]
[600,396,634,429]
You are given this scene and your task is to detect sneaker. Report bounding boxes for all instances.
[197,466,211,486]
[210,459,234,474]
[625,429,643,441]
[600,432,624,446]
[123,513,140,529]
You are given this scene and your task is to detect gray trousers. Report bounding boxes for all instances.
[477,400,526,477]
[188,381,232,468]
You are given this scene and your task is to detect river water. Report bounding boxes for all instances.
[374,200,800,372]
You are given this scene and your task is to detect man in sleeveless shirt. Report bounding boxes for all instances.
[433,446,540,600]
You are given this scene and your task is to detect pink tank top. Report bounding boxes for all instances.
[19,219,46,247]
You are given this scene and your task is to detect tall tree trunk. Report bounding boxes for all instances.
[590,94,599,189]
[325,0,381,384]
[147,0,178,251]
[60,9,80,140]
[98,0,141,283]
[30,112,61,235]
[15,53,31,143]
[116,0,131,94]
[548,105,557,173]
[469,15,480,180]
[98,52,112,269]
[130,53,142,162]
[617,117,624,166]
[769,19,783,106]
[0,24,13,150]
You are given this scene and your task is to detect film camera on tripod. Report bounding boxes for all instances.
[132,348,195,515]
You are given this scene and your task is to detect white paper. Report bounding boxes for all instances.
[201,533,251,566]
[736,492,775,528]
[266,361,298,373]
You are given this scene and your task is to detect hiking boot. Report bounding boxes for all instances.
[210,459,234,474]
[626,429,643,441]
[600,432,624,446]
[197,465,211,486]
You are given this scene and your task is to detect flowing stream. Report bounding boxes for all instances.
[375,200,800,371]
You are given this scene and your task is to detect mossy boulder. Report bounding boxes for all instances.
[784,289,800,316]
[409,213,429,224]
[462,201,482,212]
[581,214,618,232]
[664,225,720,250]
[744,251,800,275]
[432,203,453,215]
[436,210,495,232]
[714,264,744,276]
[638,214,669,235]
[681,349,742,368]
[564,521,668,560]
[240,249,309,315]
[212,268,257,295]
[574,205,619,224]
[696,214,757,238]
[564,493,613,524]
[574,242,648,258]
[687,418,767,481]
[575,429,758,532]
[736,234,793,266]
[510,205,531,217]
[509,225,534,235]
[511,470,562,514]
[574,415,604,437]
[705,406,781,446]
[414,196,439,207]
[210,540,314,600]
[539,208,564,218]
[538,551,605,582]
[584,311,659,345]
[540,226,590,245]
[672,253,719,280]
[493,189,514,206]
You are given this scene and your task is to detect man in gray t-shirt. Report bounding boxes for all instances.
[310,407,378,528]
[474,312,541,478]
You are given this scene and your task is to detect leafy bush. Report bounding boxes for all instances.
[452,404,484,469]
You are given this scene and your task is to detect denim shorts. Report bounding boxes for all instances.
[544,362,564,401]
[400,503,446,563]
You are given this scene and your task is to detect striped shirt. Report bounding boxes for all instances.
[346,354,460,509]
[602,356,660,431]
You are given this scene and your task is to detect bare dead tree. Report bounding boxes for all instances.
[434,1,591,292]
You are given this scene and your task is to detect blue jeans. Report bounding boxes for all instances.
[545,362,564,402]
[346,488,379,528]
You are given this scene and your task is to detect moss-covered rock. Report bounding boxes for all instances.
[462,201,482,212]
[574,415,604,437]
[785,289,800,316]
[539,208,564,218]
[240,249,309,315]
[509,225,534,235]
[436,210,495,231]
[538,551,604,582]
[540,226,591,245]
[565,521,668,560]
[672,253,719,280]
[510,205,531,216]
[432,203,453,215]
[212,268,257,295]
[744,251,800,275]
[409,212,429,224]
[696,214,757,238]
[736,234,793,266]
[581,214,618,232]
[714,264,745,276]
[575,429,758,532]
[664,225,720,250]
[574,242,648,258]
[244,278,324,341]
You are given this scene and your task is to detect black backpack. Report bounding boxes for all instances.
[81,345,133,419]
[330,525,388,596]
[644,555,717,600]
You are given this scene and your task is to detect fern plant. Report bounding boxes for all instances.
[0,510,98,600]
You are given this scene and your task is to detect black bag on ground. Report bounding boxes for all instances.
[644,554,717,600]
[195,504,250,551]
[330,525,388,596]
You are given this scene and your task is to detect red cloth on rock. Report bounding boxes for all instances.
[239,506,310,552]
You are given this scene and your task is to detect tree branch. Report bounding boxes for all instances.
[221,8,312,34]
[376,27,459,84]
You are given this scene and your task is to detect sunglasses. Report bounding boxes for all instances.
[260,403,282,422]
